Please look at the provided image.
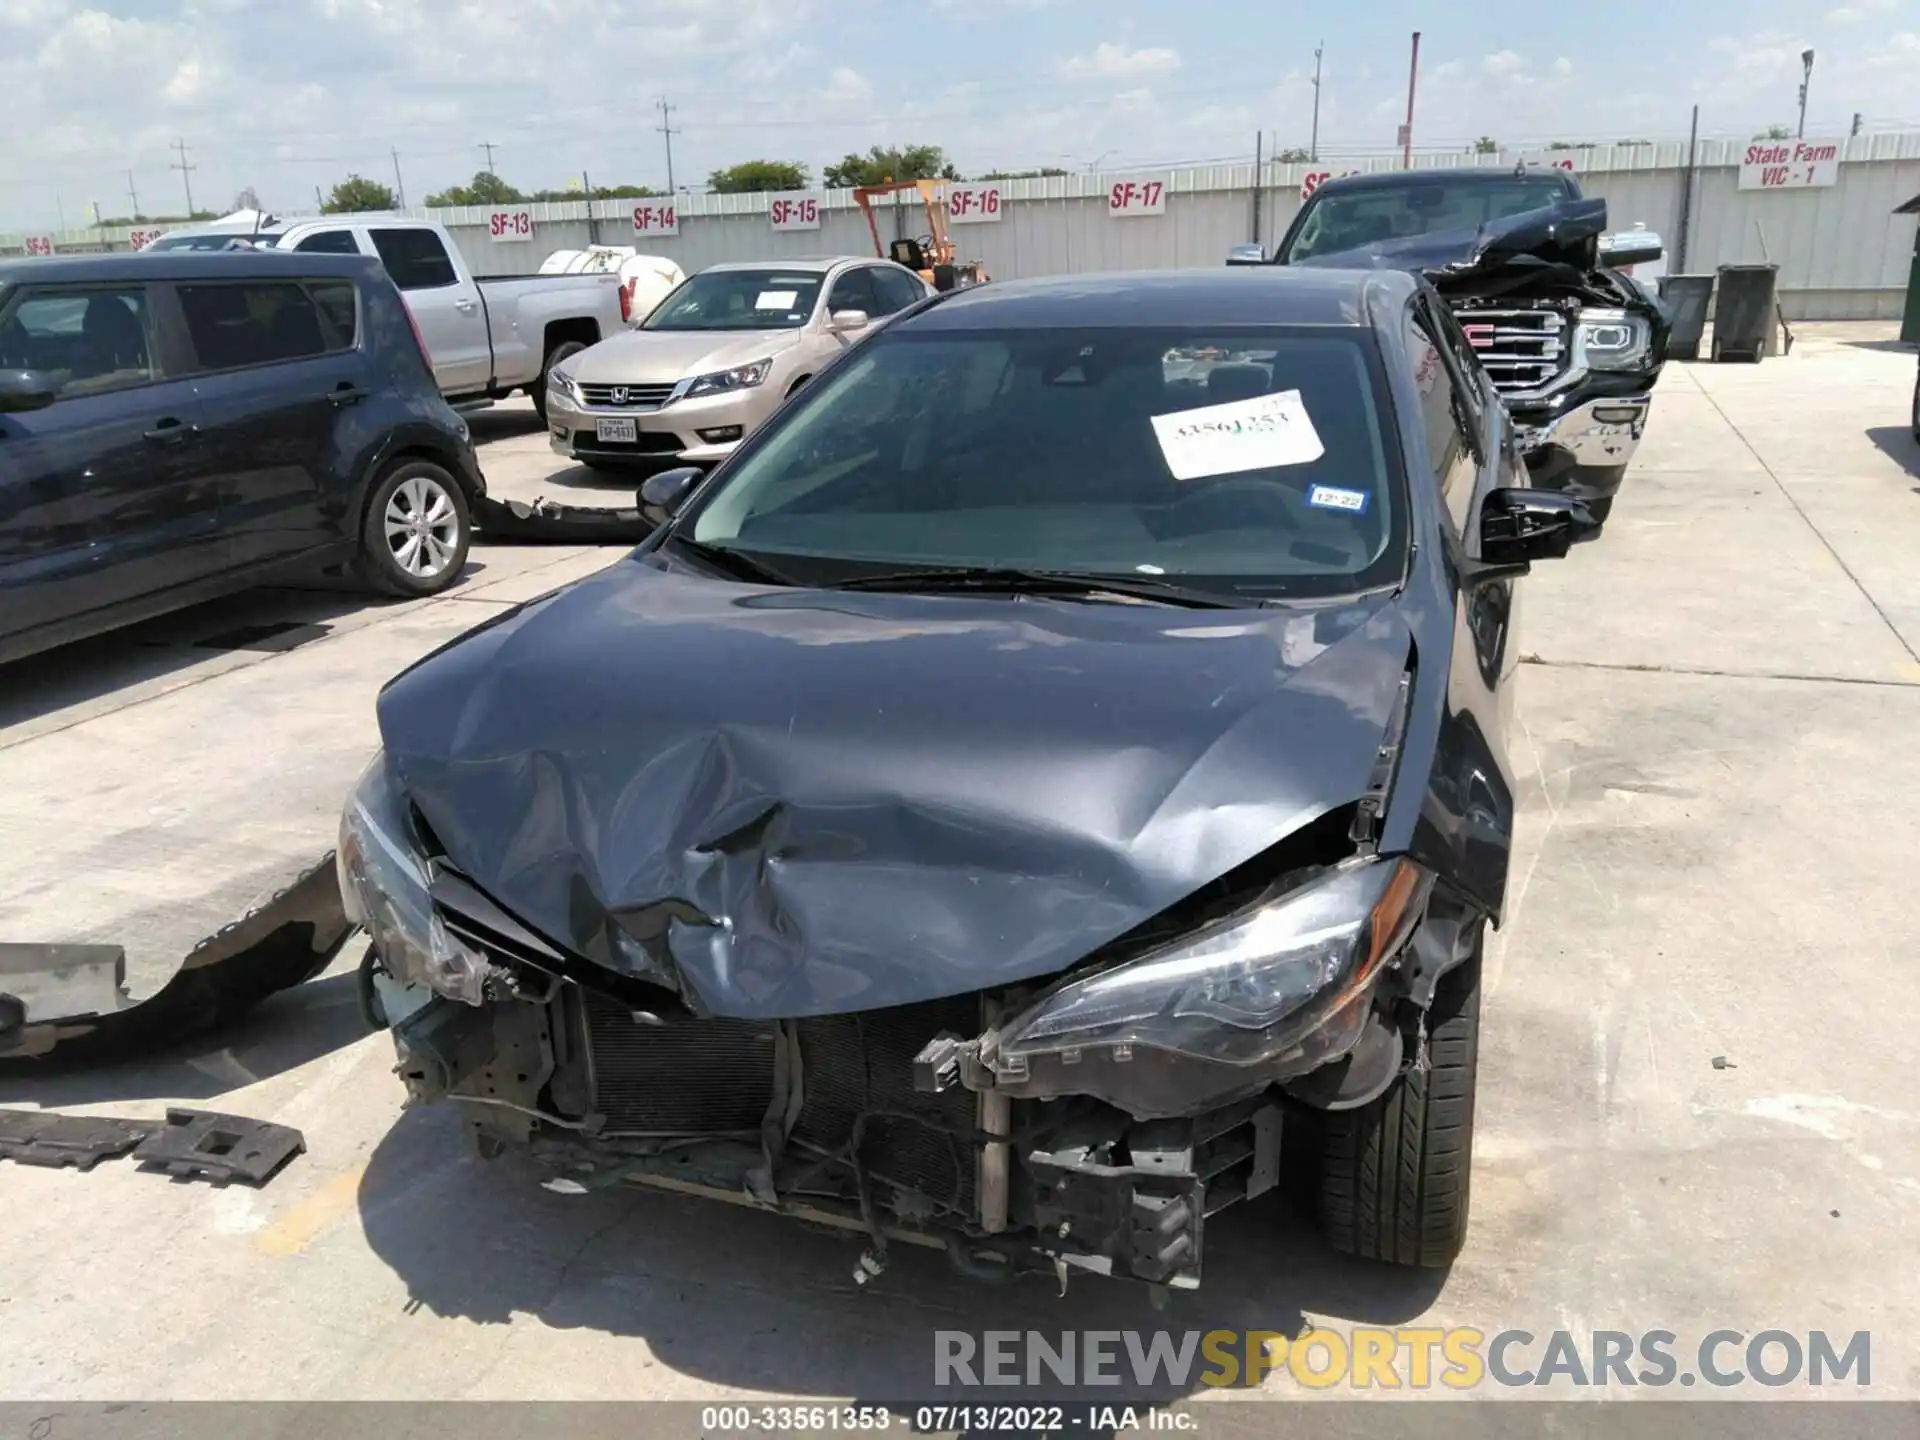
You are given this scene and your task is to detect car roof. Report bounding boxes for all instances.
[700,256,876,274]
[1315,166,1578,196]
[0,251,383,285]
[899,267,1411,332]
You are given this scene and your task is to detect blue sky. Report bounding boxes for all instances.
[4,0,1915,226]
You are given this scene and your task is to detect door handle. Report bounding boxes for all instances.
[454,298,476,312]
[142,418,197,444]
[328,383,371,408]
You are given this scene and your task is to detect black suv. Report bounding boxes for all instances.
[0,250,485,665]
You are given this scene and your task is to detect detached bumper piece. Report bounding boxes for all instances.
[0,1106,305,1186]
[470,494,655,545]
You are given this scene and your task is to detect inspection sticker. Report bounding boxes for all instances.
[1307,484,1369,514]
[1150,387,1325,480]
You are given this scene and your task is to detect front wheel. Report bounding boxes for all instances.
[1317,929,1483,1268]
[359,460,471,597]
[1910,370,1918,442]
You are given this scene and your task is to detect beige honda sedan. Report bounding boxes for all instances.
[544,255,931,470]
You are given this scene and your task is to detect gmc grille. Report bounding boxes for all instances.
[578,382,675,410]
[1453,305,1570,397]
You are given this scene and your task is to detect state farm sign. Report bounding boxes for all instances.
[1740,139,1841,191]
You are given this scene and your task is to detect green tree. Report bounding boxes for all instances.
[975,167,1070,180]
[1753,124,1791,141]
[322,174,396,213]
[707,160,811,193]
[1546,140,1580,151]
[424,170,526,206]
[527,182,661,201]
[822,144,957,188]
[1474,136,1500,154]
[1275,147,1313,163]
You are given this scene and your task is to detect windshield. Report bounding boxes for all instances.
[644,269,823,331]
[682,327,1407,600]
[1284,177,1570,261]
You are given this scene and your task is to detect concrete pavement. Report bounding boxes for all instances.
[1,329,1916,1401]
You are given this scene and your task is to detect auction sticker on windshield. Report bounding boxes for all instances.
[1150,388,1325,480]
[755,290,799,310]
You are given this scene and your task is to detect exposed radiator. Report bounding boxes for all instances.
[580,990,983,1219]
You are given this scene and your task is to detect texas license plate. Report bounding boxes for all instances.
[594,417,638,444]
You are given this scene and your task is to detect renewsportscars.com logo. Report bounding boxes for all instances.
[934,1328,1872,1391]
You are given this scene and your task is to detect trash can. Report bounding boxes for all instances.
[1658,274,1714,361]
[1712,264,1779,362]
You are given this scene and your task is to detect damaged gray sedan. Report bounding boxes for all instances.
[339,268,1597,1290]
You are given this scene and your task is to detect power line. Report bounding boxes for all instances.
[656,98,679,192]
[169,137,196,216]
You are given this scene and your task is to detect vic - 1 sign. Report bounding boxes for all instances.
[945,184,1003,223]
[630,202,678,236]
[1108,179,1166,216]
[768,193,822,230]
[1740,139,1841,190]
[487,208,534,241]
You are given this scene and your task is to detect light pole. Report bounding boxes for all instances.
[1797,49,1815,139]
[1310,42,1324,163]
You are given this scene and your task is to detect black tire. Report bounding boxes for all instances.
[530,339,589,424]
[1910,370,1918,442]
[358,460,471,598]
[1318,931,1483,1268]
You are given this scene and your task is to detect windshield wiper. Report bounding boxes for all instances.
[665,537,802,587]
[827,566,1247,609]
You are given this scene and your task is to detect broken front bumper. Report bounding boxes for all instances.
[1513,392,1653,499]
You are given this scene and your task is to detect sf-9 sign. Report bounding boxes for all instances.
[768,193,822,230]
[487,209,534,241]
[1107,179,1166,216]
[24,236,54,256]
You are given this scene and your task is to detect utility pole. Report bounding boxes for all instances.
[1401,31,1421,169]
[479,140,499,175]
[656,98,679,193]
[1310,42,1324,163]
[1676,104,1699,274]
[1850,112,1862,138]
[169,137,196,216]
[314,185,325,211]
[391,147,407,208]
[1796,49,1814,138]
[56,197,67,233]
[125,169,141,220]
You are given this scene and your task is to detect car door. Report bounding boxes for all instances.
[0,282,218,644]
[367,227,491,396]
[173,275,375,569]
[867,264,929,320]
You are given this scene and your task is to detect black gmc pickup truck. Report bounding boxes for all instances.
[1234,167,1669,521]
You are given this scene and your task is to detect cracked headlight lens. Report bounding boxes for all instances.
[997,857,1432,1068]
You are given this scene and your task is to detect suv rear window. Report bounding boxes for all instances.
[1284,177,1572,261]
[369,228,458,290]
[177,281,347,370]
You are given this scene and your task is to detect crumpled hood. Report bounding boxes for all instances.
[1291,197,1609,280]
[376,561,1412,1019]
[571,328,798,384]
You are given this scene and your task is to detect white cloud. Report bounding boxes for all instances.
[163,55,206,103]
[824,65,870,103]
[1483,49,1525,77]
[1061,41,1180,80]
[1552,56,1574,77]
[1431,59,1464,81]
[1827,0,1896,22]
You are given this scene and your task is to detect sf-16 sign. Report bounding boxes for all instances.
[1740,139,1841,190]
[944,184,1003,223]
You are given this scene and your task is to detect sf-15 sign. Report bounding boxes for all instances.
[768,192,821,231]
[1740,139,1841,190]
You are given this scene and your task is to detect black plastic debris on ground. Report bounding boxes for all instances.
[0,1106,304,1186]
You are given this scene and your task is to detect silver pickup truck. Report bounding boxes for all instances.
[148,217,624,420]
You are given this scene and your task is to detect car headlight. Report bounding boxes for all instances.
[680,357,772,399]
[1575,308,1652,371]
[546,367,581,403]
[996,857,1432,1069]
[337,751,496,1008]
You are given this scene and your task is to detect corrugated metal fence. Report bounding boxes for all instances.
[8,135,1920,320]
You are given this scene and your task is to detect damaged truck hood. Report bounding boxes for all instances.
[375,560,1412,1019]
[1290,197,1612,286]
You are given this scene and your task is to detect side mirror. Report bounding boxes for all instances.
[1598,230,1665,268]
[1477,487,1602,572]
[828,308,870,333]
[637,466,703,526]
[0,369,59,414]
[1225,244,1268,267]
